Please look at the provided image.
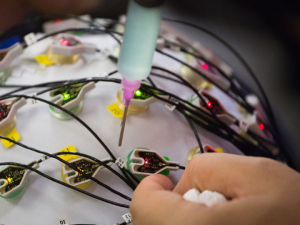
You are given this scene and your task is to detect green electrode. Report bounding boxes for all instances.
[118,0,165,146]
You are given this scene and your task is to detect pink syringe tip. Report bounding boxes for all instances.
[121,78,141,107]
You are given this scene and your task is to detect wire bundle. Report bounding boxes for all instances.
[0,15,290,224]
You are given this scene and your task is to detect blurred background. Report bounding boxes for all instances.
[1,0,299,168]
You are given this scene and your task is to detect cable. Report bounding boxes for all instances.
[183,113,204,154]
[0,93,138,190]
[164,44,254,112]
[149,67,277,156]
[0,136,132,201]
[0,162,129,208]
[36,71,119,95]
[147,77,157,88]
[150,72,186,85]
[155,49,251,111]
[162,18,286,159]
[22,27,121,49]
[54,152,135,188]
[140,86,276,158]
[179,166,186,170]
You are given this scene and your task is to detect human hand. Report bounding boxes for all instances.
[130,154,300,225]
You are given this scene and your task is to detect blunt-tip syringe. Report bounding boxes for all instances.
[118,0,165,146]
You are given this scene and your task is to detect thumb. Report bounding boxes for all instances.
[130,174,208,225]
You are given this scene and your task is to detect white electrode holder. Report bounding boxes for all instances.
[189,90,237,126]
[61,157,112,188]
[0,43,23,72]
[245,94,269,124]
[128,148,179,176]
[49,34,97,56]
[0,98,27,135]
[160,22,233,77]
[49,82,95,120]
[43,15,92,34]
[186,57,231,91]
[0,161,39,199]
[116,84,169,115]
[119,88,157,108]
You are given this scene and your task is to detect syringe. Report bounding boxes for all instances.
[118,0,165,146]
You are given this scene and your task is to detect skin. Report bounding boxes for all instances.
[131,153,300,225]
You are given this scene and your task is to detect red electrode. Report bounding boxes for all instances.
[61,40,70,46]
[259,123,264,130]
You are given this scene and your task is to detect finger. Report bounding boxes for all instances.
[139,173,174,191]
[130,174,209,225]
[174,153,290,199]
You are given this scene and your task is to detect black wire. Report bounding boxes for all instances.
[162,18,285,159]
[0,76,139,190]
[0,93,137,190]
[0,136,131,201]
[151,66,237,139]
[53,152,134,188]
[140,86,276,158]
[155,49,251,112]
[150,67,276,157]
[183,113,204,154]
[162,17,271,112]
[22,27,121,49]
[3,75,276,151]
[0,76,120,98]
[36,72,119,95]
[179,166,186,170]
[0,162,129,208]
[165,44,254,113]
[147,77,157,88]
[149,74,278,151]
[0,68,278,161]
[123,168,140,185]
[150,73,186,85]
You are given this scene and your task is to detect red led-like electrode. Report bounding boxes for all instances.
[202,64,209,71]
[259,123,264,130]
[207,101,212,108]
[61,40,70,46]
[55,19,62,24]
[145,158,149,165]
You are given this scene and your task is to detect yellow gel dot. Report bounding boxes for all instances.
[34,55,54,66]
[58,145,78,163]
[1,128,20,148]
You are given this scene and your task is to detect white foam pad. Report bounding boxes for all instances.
[183,189,227,206]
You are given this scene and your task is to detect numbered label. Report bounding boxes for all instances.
[165,97,178,112]
[1,128,21,148]
[107,103,124,119]
[24,33,37,46]
[115,157,125,168]
[122,213,132,224]
[239,119,249,132]
[58,219,68,225]
[58,145,78,163]
[97,71,109,77]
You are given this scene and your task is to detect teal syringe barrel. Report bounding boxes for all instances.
[118,0,163,81]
